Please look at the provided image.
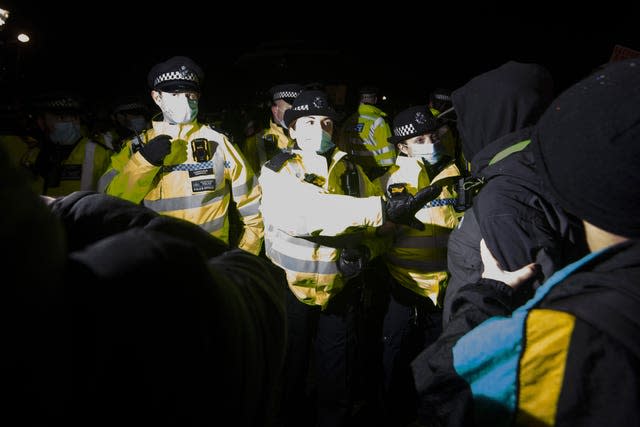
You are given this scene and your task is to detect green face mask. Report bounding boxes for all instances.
[317,130,335,154]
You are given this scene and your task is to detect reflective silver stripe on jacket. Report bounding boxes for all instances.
[265,239,340,275]
[199,215,227,233]
[81,141,97,191]
[232,175,258,197]
[143,188,227,211]
[97,168,117,192]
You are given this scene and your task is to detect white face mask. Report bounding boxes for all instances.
[291,116,335,154]
[49,121,82,145]
[405,134,444,165]
[158,92,198,124]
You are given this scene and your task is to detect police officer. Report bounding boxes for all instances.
[241,83,302,175]
[338,86,396,180]
[376,105,463,425]
[99,55,263,255]
[259,90,441,427]
[31,92,114,197]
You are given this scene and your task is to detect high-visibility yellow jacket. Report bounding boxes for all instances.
[242,120,294,175]
[0,134,44,194]
[259,148,389,308]
[339,103,396,173]
[99,120,263,255]
[431,107,467,173]
[40,136,113,197]
[378,156,462,305]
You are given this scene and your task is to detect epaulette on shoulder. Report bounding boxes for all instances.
[204,122,234,139]
[265,151,295,172]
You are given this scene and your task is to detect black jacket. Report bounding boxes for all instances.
[444,62,587,325]
[11,188,287,427]
[412,240,640,426]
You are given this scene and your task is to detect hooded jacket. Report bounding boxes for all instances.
[443,61,588,325]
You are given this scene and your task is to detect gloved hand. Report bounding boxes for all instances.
[337,245,370,280]
[385,184,442,230]
[139,134,172,166]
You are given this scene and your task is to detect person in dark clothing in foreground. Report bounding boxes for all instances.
[2,145,286,427]
[411,58,640,426]
[443,60,588,326]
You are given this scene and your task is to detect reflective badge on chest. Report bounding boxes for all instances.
[191,178,216,192]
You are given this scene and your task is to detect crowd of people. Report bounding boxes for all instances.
[2,54,639,426]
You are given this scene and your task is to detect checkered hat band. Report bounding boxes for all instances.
[425,198,456,208]
[154,70,199,87]
[393,123,416,137]
[114,102,146,113]
[293,104,309,111]
[273,91,300,100]
[40,98,80,109]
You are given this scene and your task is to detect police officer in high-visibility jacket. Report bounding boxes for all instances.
[99,56,263,255]
[31,93,114,197]
[376,105,463,425]
[428,87,466,173]
[241,83,302,175]
[259,90,441,427]
[338,86,395,180]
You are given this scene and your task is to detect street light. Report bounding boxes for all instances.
[17,33,29,43]
[0,8,9,27]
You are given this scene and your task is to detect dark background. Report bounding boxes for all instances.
[2,1,639,116]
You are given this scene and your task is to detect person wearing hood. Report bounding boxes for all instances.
[98,55,264,255]
[411,57,640,426]
[442,60,588,326]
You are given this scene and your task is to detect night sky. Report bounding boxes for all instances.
[2,1,639,114]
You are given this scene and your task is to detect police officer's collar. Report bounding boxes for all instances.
[151,119,199,139]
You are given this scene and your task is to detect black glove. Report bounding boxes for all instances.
[337,245,370,280]
[385,184,442,230]
[140,134,172,166]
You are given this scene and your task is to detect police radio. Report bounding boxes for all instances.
[341,159,360,197]
[453,176,485,212]
[191,138,212,162]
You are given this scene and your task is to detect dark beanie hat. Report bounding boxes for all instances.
[532,58,640,238]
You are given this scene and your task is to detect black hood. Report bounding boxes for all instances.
[452,61,554,163]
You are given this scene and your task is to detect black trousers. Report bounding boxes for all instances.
[381,279,442,426]
[280,282,359,427]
